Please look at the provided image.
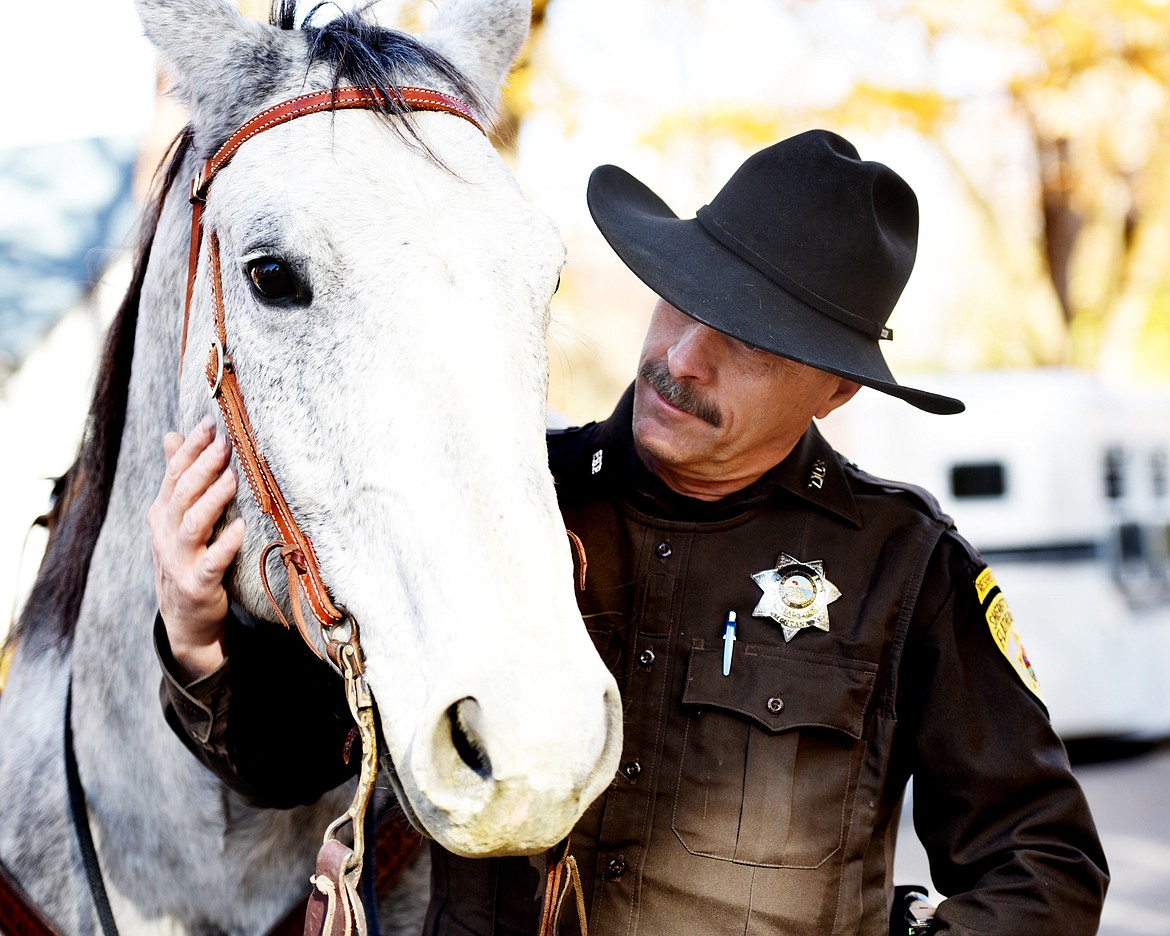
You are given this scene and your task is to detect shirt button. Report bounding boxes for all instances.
[637,648,655,669]
[766,696,785,715]
[656,541,672,558]
[622,760,642,781]
[605,856,627,880]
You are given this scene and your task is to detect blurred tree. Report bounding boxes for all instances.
[636,0,1170,379]
[239,1,1170,380]
[906,0,1170,378]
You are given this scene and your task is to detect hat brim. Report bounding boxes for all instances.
[587,164,964,416]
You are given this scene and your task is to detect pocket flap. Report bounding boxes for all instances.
[681,641,877,737]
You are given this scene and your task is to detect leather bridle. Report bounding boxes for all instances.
[3,84,585,936]
[186,87,587,936]
[185,87,590,936]
[184,85,484,936]
[184,86,482,664]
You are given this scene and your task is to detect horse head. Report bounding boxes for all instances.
[138,0,622,857]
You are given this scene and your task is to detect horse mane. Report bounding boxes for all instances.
[6,6,484,658]
[9,128,194,657]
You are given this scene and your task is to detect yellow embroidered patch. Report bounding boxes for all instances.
[975,565,997,605]
[0,638,15,696]
[978,566,1044,702]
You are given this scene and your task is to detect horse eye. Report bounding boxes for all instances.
[246,258,309,305]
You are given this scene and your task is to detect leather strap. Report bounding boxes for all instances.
[65,682,121,936]
[195,87,480,202]
[179,83,480,934]
[184,85,483,656]
[566,529,587,591]
[182,86,482,366]
[202,232,344,644]
[304,839,365,936]
[0,859,64,936]
[538,839,588,936]
[0,682,124,936]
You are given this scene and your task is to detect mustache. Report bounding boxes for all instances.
[639,359,723,427]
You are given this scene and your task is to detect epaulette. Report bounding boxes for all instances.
[842,460,956,530]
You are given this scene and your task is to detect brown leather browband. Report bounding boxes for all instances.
[183,86,482,358]
[185,85,484,657]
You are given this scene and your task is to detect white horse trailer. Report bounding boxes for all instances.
[819,369,1170,741]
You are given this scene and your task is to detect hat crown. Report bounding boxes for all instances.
[699,129,918,332]
[584,130,964,414]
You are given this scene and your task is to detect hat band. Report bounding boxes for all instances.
[695,206,893,342]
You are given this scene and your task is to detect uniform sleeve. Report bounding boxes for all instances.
[897,533,1109,935]
[155,605,358,808]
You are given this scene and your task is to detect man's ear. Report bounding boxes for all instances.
[815,378,862,420]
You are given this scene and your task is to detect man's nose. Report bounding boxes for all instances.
[668,321,721,382]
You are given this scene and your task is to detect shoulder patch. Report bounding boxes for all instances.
[976,566,1044,702]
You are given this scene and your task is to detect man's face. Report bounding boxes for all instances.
[631,299,859,500]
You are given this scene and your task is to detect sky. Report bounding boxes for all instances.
[1,0,157,148]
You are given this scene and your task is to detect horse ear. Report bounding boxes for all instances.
[423,0,531,122]
[135,0,300,142]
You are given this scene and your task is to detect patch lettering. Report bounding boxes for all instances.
[974,565,997,605]
[977,566,1043,702]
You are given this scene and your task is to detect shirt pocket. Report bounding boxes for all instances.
[671,641,877,869]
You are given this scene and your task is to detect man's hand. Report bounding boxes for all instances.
[148,414,246,682]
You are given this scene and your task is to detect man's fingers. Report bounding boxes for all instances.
[159,415,217,504]
[163,432,184,460]
[202,516,246,580]
[169,433,232,523]
[178,466,238,547]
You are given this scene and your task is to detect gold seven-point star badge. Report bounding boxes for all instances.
[751,554,841,642]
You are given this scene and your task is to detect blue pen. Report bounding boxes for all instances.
[722,610,737,676]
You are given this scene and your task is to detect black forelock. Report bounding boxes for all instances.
[270,1,487,152]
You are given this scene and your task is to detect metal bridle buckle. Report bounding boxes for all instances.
[327,612,357,649]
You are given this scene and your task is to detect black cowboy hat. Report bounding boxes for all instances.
[586,129,964,415]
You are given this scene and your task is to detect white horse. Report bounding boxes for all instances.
[0,0,621,932]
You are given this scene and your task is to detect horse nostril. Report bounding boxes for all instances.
[447,698,492,779]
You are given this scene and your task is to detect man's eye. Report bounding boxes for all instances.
[246,258,310,305]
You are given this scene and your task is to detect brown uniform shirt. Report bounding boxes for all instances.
[159,387,1108,935]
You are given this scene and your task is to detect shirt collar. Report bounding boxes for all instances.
[580,384,862,528]
[756,420,862,528]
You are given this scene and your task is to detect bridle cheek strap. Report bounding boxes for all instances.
[203,232,344,651]
[187,86,485,660]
